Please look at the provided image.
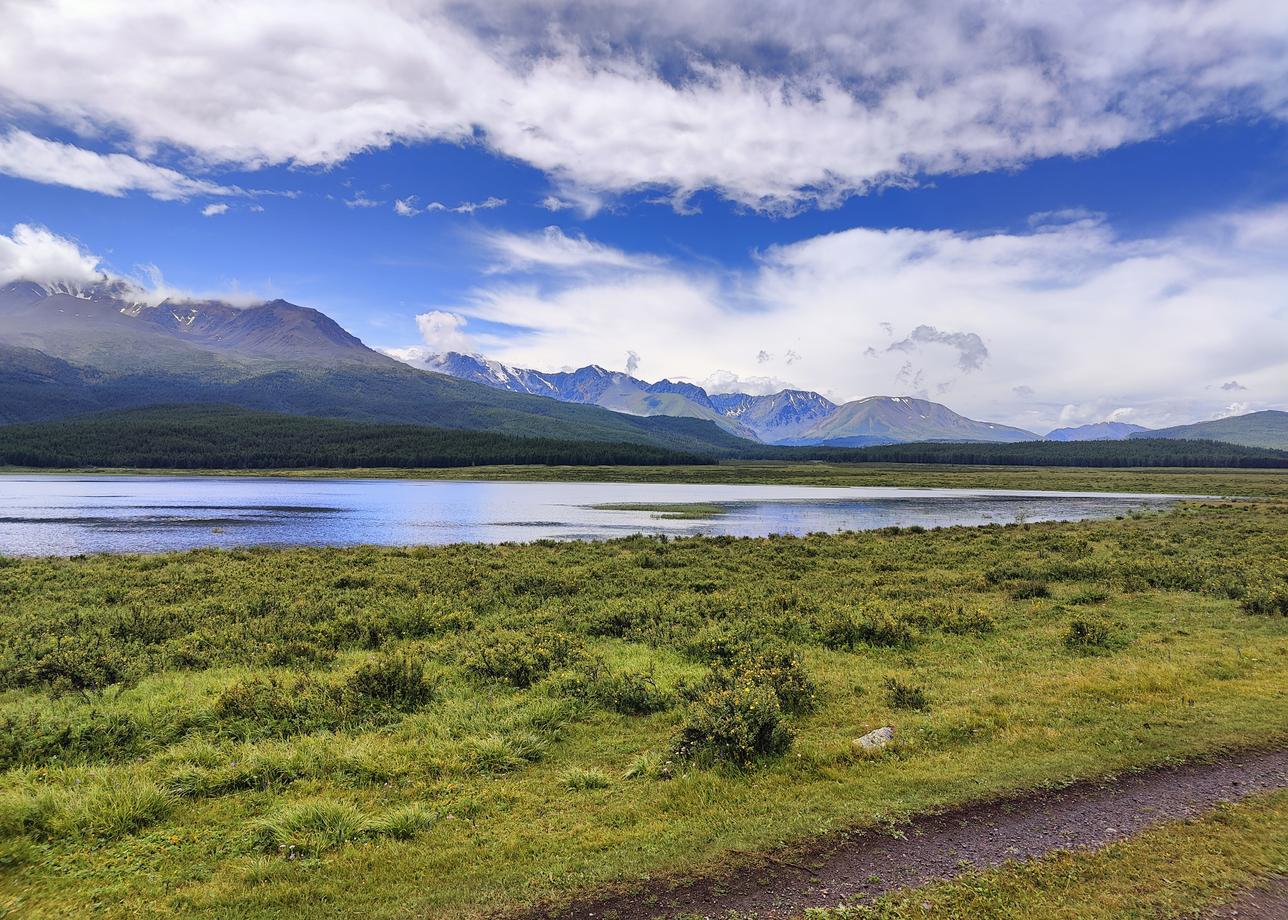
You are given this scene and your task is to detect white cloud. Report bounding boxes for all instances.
[0,129,238,201]
[393,195,506,217]
[344,192,383,208]
[396,202,1288,431]
[2,2,1286,210]
[413,310,472,353]
[483,226,660,273]
[701,370,799,396]
[201,203,229,217]
[0,224,103,286]
[0,223,268,305]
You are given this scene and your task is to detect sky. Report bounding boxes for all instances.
[0,0,1286,434]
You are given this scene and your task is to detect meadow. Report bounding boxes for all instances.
[0,467,1285,917]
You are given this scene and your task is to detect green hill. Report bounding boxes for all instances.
[0,405,713,469]
[1128,410,1288,450]
[759,438,1288,468]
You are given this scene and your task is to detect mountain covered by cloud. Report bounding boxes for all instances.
[406,350,1039,445]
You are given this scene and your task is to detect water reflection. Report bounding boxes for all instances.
[0,475,1178,556]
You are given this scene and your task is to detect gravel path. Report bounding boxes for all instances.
[506,747,1288,920]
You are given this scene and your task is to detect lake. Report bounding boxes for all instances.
[0,474,1183,556]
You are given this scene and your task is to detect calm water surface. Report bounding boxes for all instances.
[0,475,1180,556]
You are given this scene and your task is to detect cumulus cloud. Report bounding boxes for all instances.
[701,370,798,397]
[0,223,267,304]
[3,2,1287,210]
[1220,380,1247,391]
[201,203,229,217]
[391,202,1288,430]
[887,325,990,372]
[625,350,640,375]
[0,223,103,286]
[414,310,472,353]
[0,129,237,201]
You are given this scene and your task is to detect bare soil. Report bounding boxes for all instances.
[1206,877,1288,920]
[506,747,1288,920]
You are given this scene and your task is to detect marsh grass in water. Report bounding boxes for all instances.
[0,489,1284,918]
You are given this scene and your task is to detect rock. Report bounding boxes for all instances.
[854,726,895,751]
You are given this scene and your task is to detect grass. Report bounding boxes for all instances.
[0,481,1283,917]
[591,501,729,518]
[7,461,1288,498]
[811,790,1288,919]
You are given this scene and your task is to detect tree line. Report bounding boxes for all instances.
[0,405,712,468]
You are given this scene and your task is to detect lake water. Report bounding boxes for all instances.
[0,474,1181,556]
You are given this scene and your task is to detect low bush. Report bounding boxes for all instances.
[1240,587,1288,617]
[1007,580,1051,600]
[344,653,438,711]
[674,679,793,767]
[884,677,929,711]
[589,669,673,715]
[459,630,582,688]
[1064,617,1115,651]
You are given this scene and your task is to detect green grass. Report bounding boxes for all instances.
[591,501,729,518]
[8,461,1288,498]
[0,494,1284,917]
[812,791,1288,919]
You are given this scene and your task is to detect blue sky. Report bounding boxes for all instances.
[1,2,1286,431]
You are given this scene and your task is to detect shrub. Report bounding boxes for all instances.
[1067,588,1111,606]
[263,641,337,668]
[853,610,919,648]
[884,677,929,711]
[674,679,792,766]
[1064,617,1114,651]
[1007,580,1051,600]
[733,649,818,714]
[590,669,673,715]
[21,635,141,697]
[1240,587,1288,617]
[213,674,347,738]
[344,653,438,711]
[459,630,581,687]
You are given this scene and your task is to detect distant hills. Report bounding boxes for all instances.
[1046,421,1151,441]
[0,280,749,456]
[1129,410,1288,451]
[3,279,1282,458]
[0,404,712,469]
[4,405,1284,471]
[414,352,1038,446]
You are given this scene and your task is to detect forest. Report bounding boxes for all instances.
[0,404,712,468]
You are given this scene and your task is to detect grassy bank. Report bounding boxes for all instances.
[819,791,1288,919]
[6,461,1288,498]
[0,495,1285,917]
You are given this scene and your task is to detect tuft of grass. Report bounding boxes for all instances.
[560,767,610,792]
[252,801,368,856]
[66,777,175,841]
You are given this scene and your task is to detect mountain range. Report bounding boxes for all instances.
[414,352,1038,446]
[3,278,1284,453]
[0,279,749,456]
